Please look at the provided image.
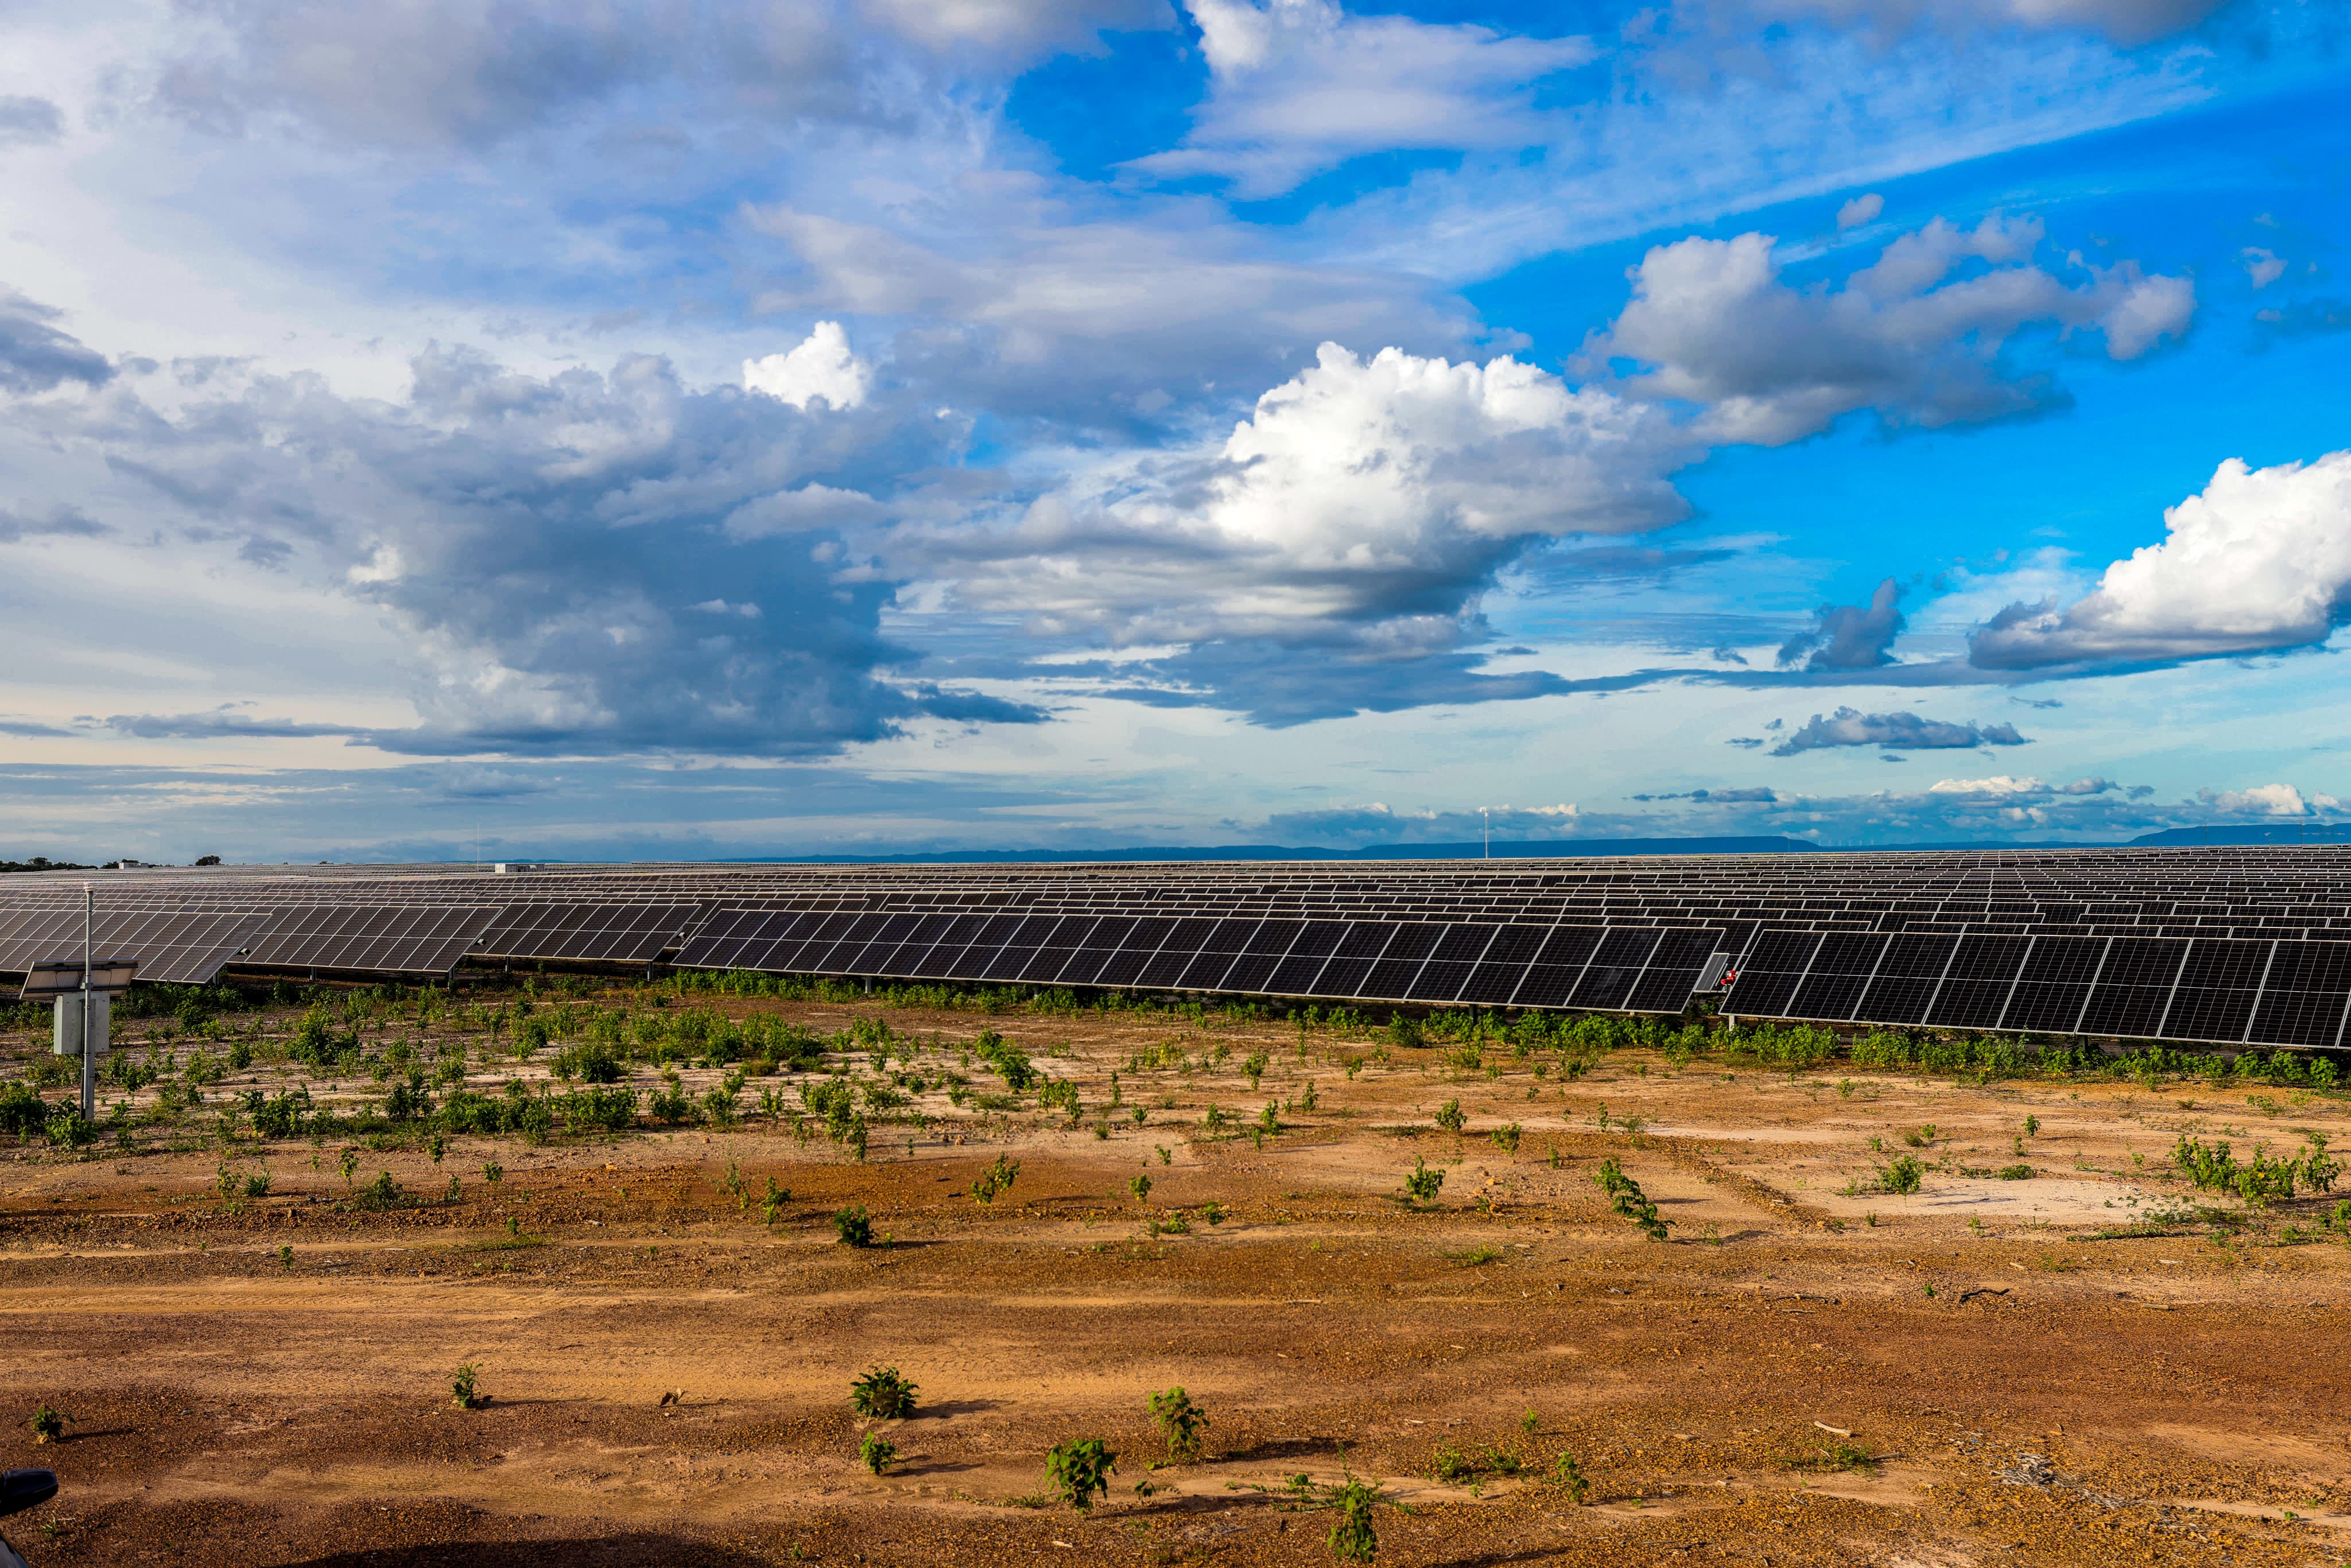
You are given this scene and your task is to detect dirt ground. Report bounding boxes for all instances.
[3,984,2350,1566]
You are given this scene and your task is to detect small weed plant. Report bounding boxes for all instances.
[969,1154,1021,1204]
[1044,1437,1118,1511]
[27,1404,67,1443]
[850,1365,918,1419]
[834,1205,875,1247]
[1593,1156,1671,1241]
[1148,1386,1209,1461]
[860,1431,898,1474]
[1403,1156,1445,1205]
[451,1364,483,1410]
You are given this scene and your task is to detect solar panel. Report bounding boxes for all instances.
[478,902,705,964]
[0,908,271,987]
[241,904,498,976]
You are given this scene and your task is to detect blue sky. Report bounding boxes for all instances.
[1,0,2348,861]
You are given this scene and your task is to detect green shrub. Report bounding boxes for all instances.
[1043,1437,1118,1511]
[1593,1156,1671,1240]
[850,1365,918,1420]
[1403,1156,1445,1205]
[27,1403,68,1443]
[1878,1155,1925,1195]
[1327,1474,1381,1562]
[451,1364,483,1410]
[1433,1099,1465,1134]
[860,1430,897,1474]
[1147,1386,1208,1461]
[835,1205,875,1247]
[971,1155,1021,1204]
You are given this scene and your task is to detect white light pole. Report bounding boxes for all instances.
[1481,808,1490,860]
[80,883,92,1122]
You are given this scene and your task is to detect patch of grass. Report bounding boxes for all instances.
[1784,1438,1878,1474]
[1448,1244,1502,1267]
[1997,1163,2034,1180]
[1903,1124,1938,1148]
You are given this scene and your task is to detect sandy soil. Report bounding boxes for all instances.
[1,985,2348,1566]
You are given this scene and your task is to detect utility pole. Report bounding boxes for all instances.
[80,883,94,1121]
[1481,808,1490,860]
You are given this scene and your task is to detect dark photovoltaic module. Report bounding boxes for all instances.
[6,847,2351,1047]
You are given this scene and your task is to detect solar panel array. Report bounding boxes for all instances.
[0,906,274,987]
[3,847,2351,1047]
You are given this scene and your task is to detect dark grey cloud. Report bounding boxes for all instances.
[53,341,1041,756]
[1630,786,1778,802]
[149,0,1166,150]
[1582,216,2191,446]
[1770,707,2029,755]
[0,290,114,394]
[1778,576,1905,670]
[94,711,374,741]
[0,95,64,147]
[0,504,107,544]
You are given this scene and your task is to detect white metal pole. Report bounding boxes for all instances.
[80,882,93,1123]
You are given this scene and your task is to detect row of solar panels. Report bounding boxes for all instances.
[9,868,2351,1050]
[0,901,705,985]
[674,908,1727,1012]
[1720,929,2351,1049]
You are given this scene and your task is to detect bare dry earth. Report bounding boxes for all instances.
[1,994,2348,1566]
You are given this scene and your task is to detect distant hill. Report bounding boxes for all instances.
[2128,824,2351,847]
[779,837,1828,864]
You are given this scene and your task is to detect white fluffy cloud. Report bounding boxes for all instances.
[1970,450,2351,669]
[1126,0,1594,197]
[2201,783,2310,817]
[932,342,1689,647]
[1583,215,2194,445]
[1928,775,2117,797]
[743,321,872,411]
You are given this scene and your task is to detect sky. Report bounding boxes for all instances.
[1,0,2349,863]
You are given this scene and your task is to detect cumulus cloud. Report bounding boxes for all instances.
[929,342,1690,661]
[743,322,873,411]
[1927,774,2116,797]
[29,336,1039,755]
[1125,0,1595,196]
[1771,708,2030,754]
[1835,192,1883,230]
[1970,450,2351,669]
[2241,247,2287,289]
[1777,577,1906,669]
[1582,215,2194,445]
[2199,783,2310,817]
[0,290,115,394]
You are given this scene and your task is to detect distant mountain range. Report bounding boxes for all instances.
[773,826,2351,863]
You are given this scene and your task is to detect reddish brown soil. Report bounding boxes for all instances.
[2,991,2348,1565]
